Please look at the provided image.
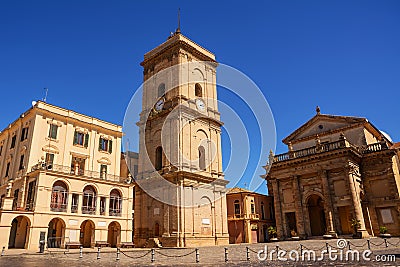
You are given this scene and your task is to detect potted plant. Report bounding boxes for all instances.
[350,218,362,239]
[379,226,391,238]
[290,229,300,240]
[268,226,278,241]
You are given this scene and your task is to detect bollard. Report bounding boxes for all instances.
[116,247,120,261]
[384,238,388,248]
[1,246,5,256]
[151,248,155,263]
[97,247,101,260]
[276,245,279,253]
[348,241,351,250]
[224,247,228,262]
[195,248,199,263]
[326,242,329,251]
[367,240,370,250]
[300,244,303,256]
[79,246,83,259]
[246,247,250,261]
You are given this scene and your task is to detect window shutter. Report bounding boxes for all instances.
[108,139,113,153]
[73,131,78,145]
[99,138,102,151]
[84,133,89,147]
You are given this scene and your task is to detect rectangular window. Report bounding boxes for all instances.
[99,138,112,153]
[0,145,3,156]
[100,164,107,179]
[19,155,25,170]
[73,131,89,147]
[5,162,10,177]
[100,197,106,215]
[12,189,19,210]
[20,127,29,141]
[48,124,58,139]
[45,153,55,166]
[10,135,16,149]
[71,156,85,175]
[0,194,5,209]
[26,181,36,211]
[71,194,79,213]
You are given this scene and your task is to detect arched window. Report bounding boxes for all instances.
[158,83,165,97]
[50,181,68,212]
[234,200,240,217]
[155,146,163,171]
[195,83,202,97]
[261,201,265,220]
[198,146,206,171]
[250,199,255,214]
[109,189,122,216]
[82,185,96,214]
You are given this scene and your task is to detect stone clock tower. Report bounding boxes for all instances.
[134,30,229,247]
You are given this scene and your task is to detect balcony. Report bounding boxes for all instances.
[31,163,130,184]
[228,213,260,220]
[271,140,389,164]
[109,209,122,217]
[71,204,78,213]
[82,206,96,215]
[50,203,67,212]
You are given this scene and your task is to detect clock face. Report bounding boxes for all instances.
[196,98,206,112]
[154,98,164,112]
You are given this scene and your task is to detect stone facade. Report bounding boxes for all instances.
[0,101,134,250]
[264,108,400,239]
[133,31,229,247]
[226,187,275,244]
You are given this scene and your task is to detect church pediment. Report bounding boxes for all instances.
[283,114,367,144]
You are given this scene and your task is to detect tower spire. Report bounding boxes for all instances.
[176,8,181,33]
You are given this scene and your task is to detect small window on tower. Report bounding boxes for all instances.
[158,83,165,97]
[195,83,202,97]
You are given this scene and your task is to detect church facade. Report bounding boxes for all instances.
[132,30,229,247]
[264,108,400,239]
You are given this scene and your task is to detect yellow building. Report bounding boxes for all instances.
[0,101,134,250]
[226,187,275,244]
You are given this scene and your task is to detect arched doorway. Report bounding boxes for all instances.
[307,195,326,236]
[8,216,30,249]
[107,221,121,248]
[154,222,160,237]
[80,220,95,248]
[47,218,66,248]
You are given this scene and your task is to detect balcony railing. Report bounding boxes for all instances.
[109,209,122,217]
[31,163,129,184]
[50,203,67,212]
[228,213,260,220]
[71,204,78,213]
[271,140,388,164]
[82,206,96,215]
[362,141,388,154]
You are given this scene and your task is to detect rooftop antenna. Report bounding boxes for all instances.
[43,88,48,102]
[176,8,181,33]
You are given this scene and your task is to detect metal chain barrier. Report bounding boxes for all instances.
[369,240,385,247]
[386,239,400,247]
[348,241,368,248]
[119,249,152,259]
[155,249,196,258]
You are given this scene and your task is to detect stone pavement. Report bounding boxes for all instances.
[1,237,400,266]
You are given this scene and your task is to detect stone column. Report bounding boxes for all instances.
[320,170,337,237]
[292,175,306,238]
[271,179,284,239]
[347,164,369,238]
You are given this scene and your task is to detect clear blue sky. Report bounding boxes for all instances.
[1,1,399,194]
